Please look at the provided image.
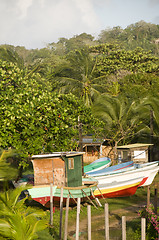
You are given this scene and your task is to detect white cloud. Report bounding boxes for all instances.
[0,0,101,48]
[0,0,158,49]
[16,0,33,19]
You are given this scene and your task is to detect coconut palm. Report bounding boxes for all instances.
[92,94,149,158]
[52,48,107,106]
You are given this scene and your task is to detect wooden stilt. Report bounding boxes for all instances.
[59,188,63,240]
[81,189,98,209]
[68,190,84,213]
[76,198,80,240]
[91,189,102,207]
[50,183,53,226]
[68,190,78,205]
[97,186,107,202]
[64,195,70,240]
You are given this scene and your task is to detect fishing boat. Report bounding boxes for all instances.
[28,177,97,207]
[91,164,159,196]
[94,176,146,198]
[86,161,134,176]
[27,152,98,207]
[84,157,111,174]
[87,161,159,177]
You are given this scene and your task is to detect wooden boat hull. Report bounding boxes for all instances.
[92,164,159,189]
[84,157,111,174]
[87,161,158,177]
[28,179,97,207]
[87,161,134,176]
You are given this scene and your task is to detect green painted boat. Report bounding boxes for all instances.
[28,177,98,207]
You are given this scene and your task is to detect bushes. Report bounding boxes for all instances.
[139,204,159,240]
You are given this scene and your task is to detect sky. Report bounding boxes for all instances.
[0,0,159,49]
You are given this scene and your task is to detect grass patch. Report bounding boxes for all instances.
[31,174,159,239]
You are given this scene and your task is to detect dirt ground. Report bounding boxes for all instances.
[67,201,148,240]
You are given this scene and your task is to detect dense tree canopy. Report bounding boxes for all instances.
[0,60,102,167]
[0,20,159,164]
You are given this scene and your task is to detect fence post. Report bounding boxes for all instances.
[141,218,146,240]
[147,185,150,207]
[87,205,91,240]
[154,187,158,214]
[50,183,53,226]
[122,216,126,240]
[64,195,69,240]
[59,188,63,240]
[76,198,81,240]
[105,203,109,240]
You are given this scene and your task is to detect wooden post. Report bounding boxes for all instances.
[59,188,63,240]
[76,198,81,240]
[147,185,150,207]
[91,189,102,207]
[122,216,126,240]
[64,195,70,240]
[141,218,146,240]
[50,183,53,226]
[87,205,91,240]
[105,203,109,240]
[81,189,98,209]
[154,187,158,214]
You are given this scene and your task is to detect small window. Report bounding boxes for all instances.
[68,158,74,169]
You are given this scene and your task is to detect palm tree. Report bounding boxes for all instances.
[0,187,47,240]
[0,150,47,239]
[52,48,107,106]
[92,94,149,159]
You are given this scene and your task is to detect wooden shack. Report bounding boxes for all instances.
[117,143,153,163]
[31,152,84,187]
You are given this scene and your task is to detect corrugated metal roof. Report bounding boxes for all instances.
[117,143,153,149]
[31,152,85,159]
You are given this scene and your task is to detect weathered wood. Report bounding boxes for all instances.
[122,216,126,240]
[50,183,53,226]
[147,185,150,207]
[154,187,158,214]
[91,189,102,207]
[59,188,63,240]
[141,218,146,240]
[105,203,109,240]
[81,189,98,209]
[87,205,91,240]
[68,190,84,213]
[64,195,70,240]
[76,198,81,240]
[97,186,107,202]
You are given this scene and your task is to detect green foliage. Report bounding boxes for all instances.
[0,45,24,69]
[52,48,107,106]
[0,60,102,167]
[139,204,159,240]
[120,73,159,100]
[90,44,159,77]
[0,150,18,181]
[0,187,47,240]
[98,21,159,56]
[92,94,149,149]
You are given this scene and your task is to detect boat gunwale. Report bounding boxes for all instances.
[30,182,98,190]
